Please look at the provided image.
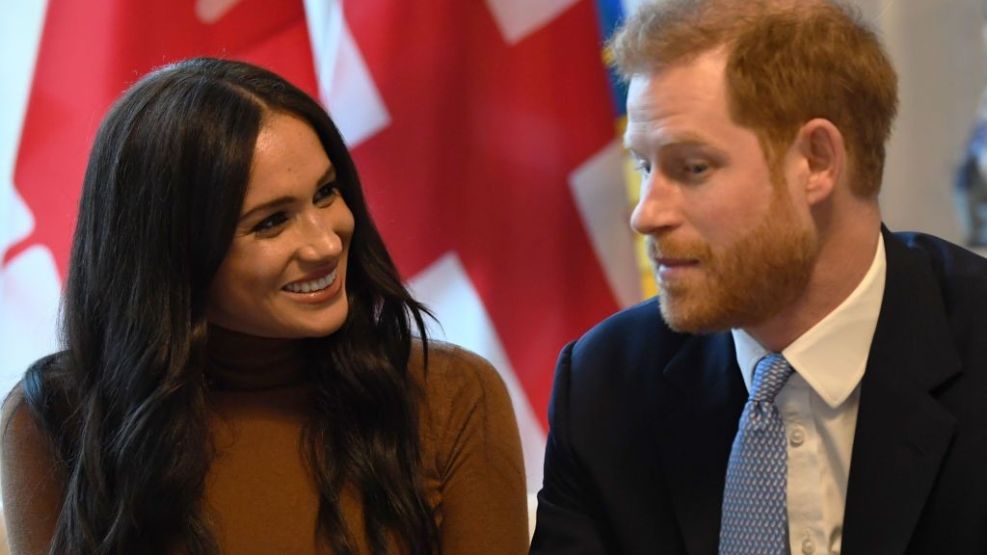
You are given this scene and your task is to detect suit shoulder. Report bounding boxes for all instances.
[890,232,987,353]
[893,232,987,307]
[580,297,665,338]
[566,298,689,379]
[894,232,987,282]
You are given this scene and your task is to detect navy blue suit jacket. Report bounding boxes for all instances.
[530,230,987,554]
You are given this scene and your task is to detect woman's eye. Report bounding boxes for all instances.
[314,184,339,205]
[251,212,288,234]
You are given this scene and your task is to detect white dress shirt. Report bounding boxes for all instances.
[731,234,886,555]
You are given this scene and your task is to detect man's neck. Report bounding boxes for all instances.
[745,206,882,352]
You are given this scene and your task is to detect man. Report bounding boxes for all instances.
[530,1,987,554]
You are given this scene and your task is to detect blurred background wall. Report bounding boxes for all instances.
[861,0,987,247]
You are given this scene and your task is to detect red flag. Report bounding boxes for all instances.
[6,0,318,277]
[342,0,620,426]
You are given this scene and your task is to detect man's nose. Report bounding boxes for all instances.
[630,172,683,235]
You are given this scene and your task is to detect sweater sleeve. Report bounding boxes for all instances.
[1,384,64,555]
[420,344,529,554]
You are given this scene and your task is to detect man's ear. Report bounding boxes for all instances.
[794,118,845,206]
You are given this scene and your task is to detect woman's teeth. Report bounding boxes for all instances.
[283,269,337,293]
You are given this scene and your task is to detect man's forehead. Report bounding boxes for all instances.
[624,56,730,140]
[625,50,728,105]
[623,119,710,154]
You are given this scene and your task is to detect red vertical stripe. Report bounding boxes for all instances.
[344,0,619,421]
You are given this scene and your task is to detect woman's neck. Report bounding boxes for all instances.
[205,325,307,391]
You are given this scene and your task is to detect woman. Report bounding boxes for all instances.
[1,58,528,555]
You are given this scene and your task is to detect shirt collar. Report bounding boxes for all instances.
[732,234,886,408]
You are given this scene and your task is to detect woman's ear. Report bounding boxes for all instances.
[795,118,845,206]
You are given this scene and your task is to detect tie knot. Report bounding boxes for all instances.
[750,353,793,403]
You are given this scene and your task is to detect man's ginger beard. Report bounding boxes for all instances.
[652,183,819,334]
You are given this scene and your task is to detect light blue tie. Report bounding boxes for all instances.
[719,353,794,555]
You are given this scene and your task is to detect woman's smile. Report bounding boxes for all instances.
[281,265,343,304]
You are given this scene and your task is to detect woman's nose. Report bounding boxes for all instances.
[296,211,343,261]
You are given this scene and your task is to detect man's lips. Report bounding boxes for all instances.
[654,257,701,283]
[647,237,707,275]
[655,257,700,269]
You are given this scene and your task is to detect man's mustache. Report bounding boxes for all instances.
[646,236,713,262]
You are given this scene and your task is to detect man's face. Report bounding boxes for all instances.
[624,49,818,333]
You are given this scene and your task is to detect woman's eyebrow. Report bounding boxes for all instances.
[238,195,295,223]
[238,164,337,223]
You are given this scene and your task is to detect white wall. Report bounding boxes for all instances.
[861,0,987,244]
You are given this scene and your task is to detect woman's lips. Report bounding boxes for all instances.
[283,264,338,289]
[282,265,343,303]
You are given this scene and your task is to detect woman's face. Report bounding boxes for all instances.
[206,112,355,338]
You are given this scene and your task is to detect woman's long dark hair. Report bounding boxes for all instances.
[21,58,437,555]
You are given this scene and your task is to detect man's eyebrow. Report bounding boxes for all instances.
[238,165,337,223]
[624,131,711,151]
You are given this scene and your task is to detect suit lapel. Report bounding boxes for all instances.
[653,332,746,555]
[841,230,961,554]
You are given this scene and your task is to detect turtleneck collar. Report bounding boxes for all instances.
[205,324,308,391]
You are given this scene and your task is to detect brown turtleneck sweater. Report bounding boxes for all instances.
[0,329,529,554]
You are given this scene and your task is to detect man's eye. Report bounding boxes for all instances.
[251,212,288,234]
[632,158,651,176]
[677,159,713,182]
[314,184,339,205]
[684,160,710,175]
